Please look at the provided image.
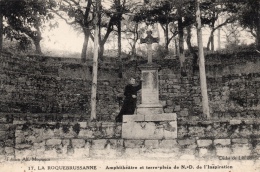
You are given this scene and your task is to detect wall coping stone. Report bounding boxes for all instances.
[197,140,213,147]
[214,139,231,146]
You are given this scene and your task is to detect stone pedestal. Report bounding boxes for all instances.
[137,63,163,115]
[122,113,177,139]
[122,63,177,140]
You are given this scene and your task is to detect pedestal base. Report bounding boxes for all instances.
[122,113,177,139]
[137,103,163,115]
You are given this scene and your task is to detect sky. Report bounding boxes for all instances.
[40,4,255,58]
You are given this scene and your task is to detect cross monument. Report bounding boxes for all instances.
[122,29,177,140]
[140,30,159,63]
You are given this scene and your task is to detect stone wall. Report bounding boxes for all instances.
[1,116,260,161]
[0,51,260,121]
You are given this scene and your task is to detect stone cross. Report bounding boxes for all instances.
[140,30,159,63]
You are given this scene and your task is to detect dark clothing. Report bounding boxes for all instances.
[115,83,141,122]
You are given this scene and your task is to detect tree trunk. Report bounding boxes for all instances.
[164,23,169,53]
[81,29,90,63]
[33,26,42,54]
[206,32,212,51]
[186,25,198,75]
[207,29,215,51]
[33,39,42,54]
[257,1,260,51]
[217,19,221,50]
[117,0,122,78]
[0,12,3,52]
[90,0,100,121]
[177,14,186,76]
[175,38,179,57]
[131,23,138,57]
[99,42,104,60]
[186,26,193,52]
[178,16,185,65]
[211,34,214,51]
[196,0,210,118]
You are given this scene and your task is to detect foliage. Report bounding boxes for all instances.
[238,0,259,37]
[154,44,168,59]
[1,0,57,53]
[218,43,256,54]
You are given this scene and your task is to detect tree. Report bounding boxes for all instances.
[199,1,238,51]
[239,0,260,51]
[53,0,94,62]
[123,19,141,57]
[2,0,56,54]
[90,0,100,121]
[0,8,3,52]
[196,0,210,118]
[133,0,178,53]
[98,0,128,60]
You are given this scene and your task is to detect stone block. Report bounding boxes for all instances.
[101,122,116,127]
[4,147,14,154]
[145,113,176,121]
[124,140,144,148]
[44,148,58,159]
[0,155,5,162]
[46,139,62,146]
[174,105,181,111]
[178,139,196,146]
[0,147,4,155]
[15,137,24,144]
[198,148,208,157]
[62,139,70,146]
[164,122,177,139]
[15,149,35,159]
[144,140,159,149]
[0,131,6,140]
[33,142,45,149]
[159,140,177,149]
[214,139,231,146]
[124,148,141,157]
[108,139,124,149]
[91,139,108,149]
[72,139,85,148]
[179,109,189,117]
[15,144,32,149]
[78,122,87,128]
[215,147,232,156]
[73,147,90,158]
[90,148,118,158]
[122,122,155,139]
[5,139,14,147]
[102,126,115,138]
[164,108,174,113]
[166,100,173,106]
[231,139,249,144]
[42,129,55,139]
[230,119,241,125]
[142,148,178,158]
[137,106,164,116]
[78,129,94,138]
[160,100,166,107]
[197,140,212,147]
[0,124,9,131]
[231,144,252,156]
[122,114,177,140]
[0,117,7,123]
[123,115,144,122]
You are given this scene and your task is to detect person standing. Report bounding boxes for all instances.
[115,77,142,122]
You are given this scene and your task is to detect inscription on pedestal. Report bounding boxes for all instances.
[142,71,159,104]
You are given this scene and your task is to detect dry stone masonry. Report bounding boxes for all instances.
[0,51,260,160]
